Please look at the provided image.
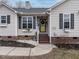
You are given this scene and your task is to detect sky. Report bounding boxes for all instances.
[9,0,61,8]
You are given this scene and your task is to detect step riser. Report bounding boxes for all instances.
[39,34,50,43]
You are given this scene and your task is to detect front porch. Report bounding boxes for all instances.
[17,14,50,44]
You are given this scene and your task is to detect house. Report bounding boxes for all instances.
[0,1,50,43]
[0,0,79,44]
[50,0,79,44]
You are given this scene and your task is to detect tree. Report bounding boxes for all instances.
[0,0,8,4]
[15,1,32,8]
[15,1,25,8]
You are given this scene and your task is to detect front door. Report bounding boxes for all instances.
[39,17,49,43]
[40,19,46,32]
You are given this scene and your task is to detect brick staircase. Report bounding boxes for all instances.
[39,34,49,43]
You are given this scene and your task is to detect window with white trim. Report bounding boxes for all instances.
[28,17,33,28]
[1,16,7,24]
[63,14,70,29]
[22,16,33,29]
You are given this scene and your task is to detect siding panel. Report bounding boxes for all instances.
[50,0,79,37]
[0,5,17,36]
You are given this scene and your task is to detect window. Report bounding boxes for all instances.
[22,16,33,29]
[1,16,7,24]
[59,13,74,29]
[63,14,70,29]
[28,17,32,28]
[22,17,27,29]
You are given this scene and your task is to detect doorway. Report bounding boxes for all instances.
[38,16,50,43]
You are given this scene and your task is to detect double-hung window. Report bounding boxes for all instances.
[64,14,70,29]
[1,16,7,24]
[22,17,27,29]
[22,16,33,29]
[28,17,33,28]
[59,13,74,29]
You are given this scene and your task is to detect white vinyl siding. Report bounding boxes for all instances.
[50,0,79,37]
[0,5,17,36]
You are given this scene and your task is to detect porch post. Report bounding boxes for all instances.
[36,16,39,44]
[49,13,52,44]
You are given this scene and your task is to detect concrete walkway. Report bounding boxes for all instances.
[0,44,57,56]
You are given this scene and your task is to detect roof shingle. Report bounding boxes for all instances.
[13,8,48,14]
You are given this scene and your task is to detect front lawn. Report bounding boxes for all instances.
[47,45,79,59]
[49,48,79,59]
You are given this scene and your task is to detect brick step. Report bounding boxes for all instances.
[39,34,49,43]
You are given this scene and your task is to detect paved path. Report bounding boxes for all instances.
[0,44,57,56]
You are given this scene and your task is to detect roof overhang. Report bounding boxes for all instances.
[0,2,17,13]
[0,2,49,15]
[17,12,49,16]
[47,0,67,11]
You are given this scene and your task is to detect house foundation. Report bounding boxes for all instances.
[51,37,79,44]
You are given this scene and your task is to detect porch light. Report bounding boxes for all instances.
[77,11,79,14]
[78,11,79,13]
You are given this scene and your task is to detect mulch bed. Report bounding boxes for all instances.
[0,40,35,48]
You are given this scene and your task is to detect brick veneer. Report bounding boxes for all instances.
[0,36,33,41]
[51,37,79,44]
[0,36,17,41]
[17,36,33,40]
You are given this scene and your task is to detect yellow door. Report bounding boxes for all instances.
[40,20,46,32]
